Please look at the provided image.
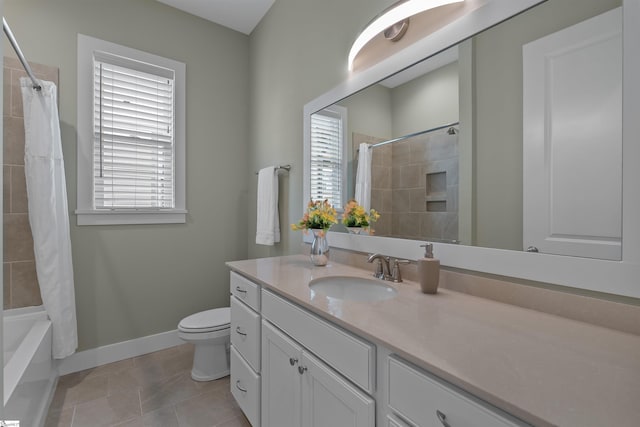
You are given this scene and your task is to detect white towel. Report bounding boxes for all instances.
[355,143,372,211]
[256,166,280,245]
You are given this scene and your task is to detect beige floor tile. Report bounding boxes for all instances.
[44,406,74,427]
[111,405,179,427]
[71,390,141,427]
[84,358,134,380]
[215,414,251,427]
[193,375,231,396]
[174,390,242,427]
[140,372,202,414]
[50,373,109,410]
[47,346,238,427]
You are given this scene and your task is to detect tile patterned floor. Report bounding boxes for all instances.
[45,344,250,427]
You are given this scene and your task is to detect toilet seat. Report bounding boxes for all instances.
[178,307,230,334]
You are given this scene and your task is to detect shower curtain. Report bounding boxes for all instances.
[355,142,372,211]
[20,78,77,359]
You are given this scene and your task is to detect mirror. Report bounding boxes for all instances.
[312,0,623,260]
[303,0,640,298]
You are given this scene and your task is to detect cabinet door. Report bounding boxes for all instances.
[301,351,375,427]
[261,320,303,427]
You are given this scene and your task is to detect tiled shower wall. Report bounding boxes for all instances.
[3,57,58,309]
[356,129,458,241]
[391,129,458,241]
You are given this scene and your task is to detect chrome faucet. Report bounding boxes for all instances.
[390,258,411,283]
[367,254,391,280]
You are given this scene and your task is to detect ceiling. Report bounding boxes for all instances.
[155,0,275,35]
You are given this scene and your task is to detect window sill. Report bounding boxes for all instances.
[75,209,188,226]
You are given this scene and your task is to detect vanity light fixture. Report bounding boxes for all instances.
[348,0,464,71]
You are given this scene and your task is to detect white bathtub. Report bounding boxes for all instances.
[4,305,58,427]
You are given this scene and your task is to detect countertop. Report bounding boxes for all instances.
[226,255,640,427]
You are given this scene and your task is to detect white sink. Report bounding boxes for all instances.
[309,276,397,302]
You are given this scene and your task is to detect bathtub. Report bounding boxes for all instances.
[4,306,58,427]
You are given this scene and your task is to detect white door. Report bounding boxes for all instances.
[261,320,303,427]
[522,8,622,260]
[301,350,375,427]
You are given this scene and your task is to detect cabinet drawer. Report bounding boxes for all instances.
[231,296,261,372]
[231,346,261,427]
[388,356,527,427]
[230,271,260,311]
[262,289,375,393]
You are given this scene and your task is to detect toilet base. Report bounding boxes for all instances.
[191,368,230,382]
[189,337,230,382]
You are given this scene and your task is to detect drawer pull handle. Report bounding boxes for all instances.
[235,286,247,294]
[436,410,451,427]
[298,365,308,375]
[235,326,247,336]
[289,357,298,366]
[235,380,247,393]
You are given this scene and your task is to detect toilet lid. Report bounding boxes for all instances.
[179,307,230,332]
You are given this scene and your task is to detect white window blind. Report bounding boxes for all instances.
[310,110,344,210]
[93,52,175,209]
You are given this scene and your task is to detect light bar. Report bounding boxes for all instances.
[348,0,464,71]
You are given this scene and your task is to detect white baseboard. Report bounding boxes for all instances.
[57,329,184,376]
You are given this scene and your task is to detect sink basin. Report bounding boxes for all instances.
[309,276,397,302]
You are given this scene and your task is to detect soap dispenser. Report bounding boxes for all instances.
[418,243,440,294]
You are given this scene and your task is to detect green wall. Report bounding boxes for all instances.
[390,61,459,137]
[4,0,250,351]
[247,0,395,258]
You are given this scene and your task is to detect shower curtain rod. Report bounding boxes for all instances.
[368,121,459,150]
[3,17,42,91]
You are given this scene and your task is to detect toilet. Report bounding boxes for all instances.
[178,307,231,381]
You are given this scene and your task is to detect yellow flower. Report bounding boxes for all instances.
[341,199,380,228]
[291,199,338,232]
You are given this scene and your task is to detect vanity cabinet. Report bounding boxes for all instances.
[229,272,262,427]
[228,269,528,427]
[262,319,375,427]
[387,356,528,427]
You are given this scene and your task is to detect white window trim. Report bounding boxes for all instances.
[309,106,348,210]
[302,104,347,243]
[76,34,187,225]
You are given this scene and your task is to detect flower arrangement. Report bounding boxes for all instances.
[341,199,380,228]
[291,199,338,235]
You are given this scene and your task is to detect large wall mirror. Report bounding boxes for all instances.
[303,0,640,298]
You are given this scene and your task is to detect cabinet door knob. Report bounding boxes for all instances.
[289,357,298,366]
[235,286,248,294]
[436,410,451,427]
[235,326,247,336]
[298,365,308,375]
[235,380,247,393]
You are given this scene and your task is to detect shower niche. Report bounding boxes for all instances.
[426,171,447,212]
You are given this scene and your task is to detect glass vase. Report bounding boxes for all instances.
[310,229,330,266]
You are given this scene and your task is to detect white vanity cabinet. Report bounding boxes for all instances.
[228,269,528,427]
[229,272,262,426]
[387,356,529,427]
[262,315,375,427]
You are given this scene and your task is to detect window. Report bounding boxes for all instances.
[76,35,186,225]
[309,106,347,210]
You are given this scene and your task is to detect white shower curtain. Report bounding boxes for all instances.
[21,78,77,359]
[354,142,372,211]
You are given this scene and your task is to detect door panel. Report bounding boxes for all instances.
[302,351,375,427]
[523,7,622,260]
[261,320,302,427]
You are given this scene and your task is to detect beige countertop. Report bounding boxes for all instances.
[226,255,640,427]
